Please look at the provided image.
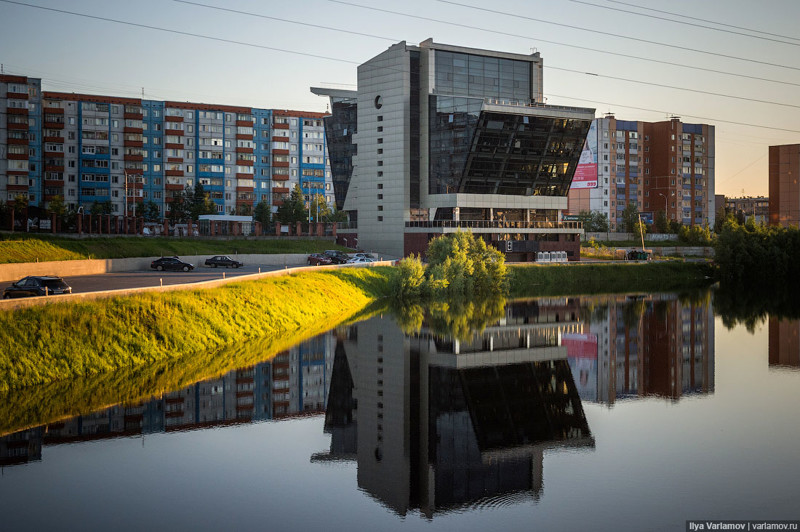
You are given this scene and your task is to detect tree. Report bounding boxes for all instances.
[578,210,610,232]
[653,209,669,234]
[621,202,639,233]
[189,183,216,220]
[12,194,28,216]
[275,185,306,224]
[425,231,508,298]
[309,194,332,222]
[142,201,161,222]
[167,189,190,223]
[328,208,348,223]
[47,195,67,218]
[236,203,252,216]
[89,201,112,215]
[253,201,271,227]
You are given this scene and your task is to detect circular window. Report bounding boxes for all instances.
[374,95,383,109]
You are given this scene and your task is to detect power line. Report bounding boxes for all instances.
[3,0,800,134]
[546,92,800,134]
[327,0,800,89]
[570,0,800,47]
[435,0,800,72]
[606,0,800,43]
[550,65,800,110]
[0,0,360,66]
[172,0,399,42]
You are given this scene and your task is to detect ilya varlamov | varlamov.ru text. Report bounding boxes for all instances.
[687,522,799,531]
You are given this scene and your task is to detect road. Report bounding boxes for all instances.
[59,264,288,294]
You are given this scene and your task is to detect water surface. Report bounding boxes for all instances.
[1,291,798,531]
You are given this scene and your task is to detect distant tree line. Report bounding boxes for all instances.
[714,216,800,290]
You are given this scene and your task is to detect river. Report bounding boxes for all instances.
[1,290,798,531]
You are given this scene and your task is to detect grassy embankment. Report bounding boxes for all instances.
[509,261,715,297]
[0,267,394,431]
[0,235,349,264]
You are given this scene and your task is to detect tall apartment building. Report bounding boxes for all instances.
[1,75,333,219]
[314,39,595,260]
[768,144,800,227]
[567,115,715,231]
[0,75,43,207]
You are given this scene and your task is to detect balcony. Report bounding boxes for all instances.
[404,220,584,230]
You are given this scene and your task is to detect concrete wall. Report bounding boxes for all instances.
[586,232,678,242]
[0,254,312,283]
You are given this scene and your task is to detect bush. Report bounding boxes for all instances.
[391,231,508,301]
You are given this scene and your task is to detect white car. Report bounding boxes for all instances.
[351,253,377,260]
[346,257,376,264]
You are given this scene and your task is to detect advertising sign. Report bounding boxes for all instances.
[572,121,598,189]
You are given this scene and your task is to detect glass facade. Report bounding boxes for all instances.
[434,50,532,102]
[429,100,591,196]
[429,49,590,198]
[323,96,357,211]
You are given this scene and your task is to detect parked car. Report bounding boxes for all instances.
[346,257,376,264]
[151,257,195,272]
[205,255,243,268]
[3,276,72,299]
[307,253,333,266]
[324,250,350,264]
[351,253,377,261]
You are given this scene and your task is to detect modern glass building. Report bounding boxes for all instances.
[314,39,595,260]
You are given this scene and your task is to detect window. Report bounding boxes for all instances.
[377,216,383,221]
[377,116,383,122]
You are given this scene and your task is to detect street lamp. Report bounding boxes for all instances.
[658,192,667,211]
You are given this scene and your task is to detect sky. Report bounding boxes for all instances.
[2,0,800,197]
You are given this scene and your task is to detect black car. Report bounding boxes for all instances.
[205,255,243,268]
[324,250,350,264]
[151,257,195,272]
[307,253,333,266]
[3,276,72,299]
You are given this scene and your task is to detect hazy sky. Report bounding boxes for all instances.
[2,0,799,197]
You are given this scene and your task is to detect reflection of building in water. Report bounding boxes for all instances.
[315,299,594,518]
[567,294,715,405]
[769,318,800,367]
[0,335,335,467]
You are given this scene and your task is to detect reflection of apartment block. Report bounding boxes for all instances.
[769,318,800,367]
[0,427,42,466]
[584,295,714,405]
[0,333,335,465]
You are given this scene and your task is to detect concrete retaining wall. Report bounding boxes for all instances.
[586,232,678,242]
[0,254,312,283]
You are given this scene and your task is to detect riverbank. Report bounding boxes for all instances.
[0,267,394,393]
[509,261,715,297]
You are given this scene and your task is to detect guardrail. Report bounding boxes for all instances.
[404,220,583,230]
